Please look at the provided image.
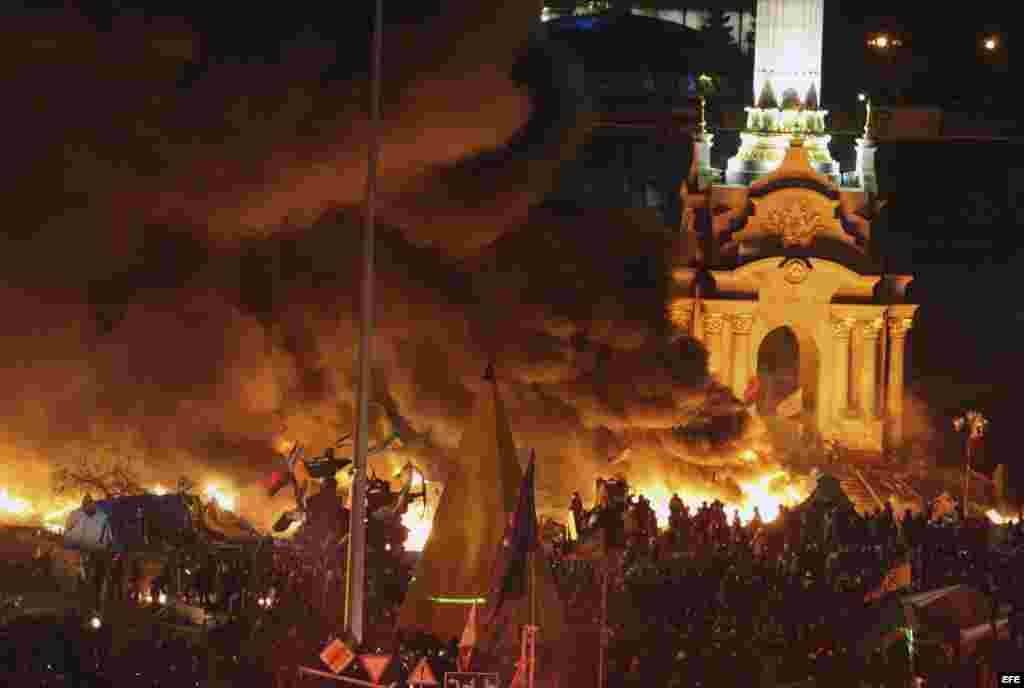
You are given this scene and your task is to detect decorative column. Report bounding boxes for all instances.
[860,319,883,418]
[753,0,825,107]
[832,318,854,418]
[884,317,913,449]
[705,314,726,380]
[730,315,754,398]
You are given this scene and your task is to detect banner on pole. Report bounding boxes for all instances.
[443,672,500,688]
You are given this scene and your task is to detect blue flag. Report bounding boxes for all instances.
[485,450,538,626]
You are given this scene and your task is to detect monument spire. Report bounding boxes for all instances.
[725,0,838,186]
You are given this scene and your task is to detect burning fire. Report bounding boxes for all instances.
[0,488,33,518]
[986,509,1020,525]
[401,472,433,552]
[639,469,808,529]
[402,509,434,552]
[204,484,236,512]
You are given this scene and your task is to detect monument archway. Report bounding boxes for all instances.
[753,324,821,452]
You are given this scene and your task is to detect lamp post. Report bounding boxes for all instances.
[953,411,989,521]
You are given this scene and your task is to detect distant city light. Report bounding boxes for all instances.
[868,34,902,49]
[984,36,998,51]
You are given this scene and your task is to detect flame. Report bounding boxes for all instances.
[402,507,434,552]
[637,468,807,529]
[44,503,76,522]
[987,509,1019,525]
[0,488,33,518]
[204,484,236,512]
[152,484,168,496]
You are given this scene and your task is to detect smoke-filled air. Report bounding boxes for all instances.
[1,1,811,534]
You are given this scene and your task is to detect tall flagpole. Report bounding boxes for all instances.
[345,0,383,646]
[528,463,538,688]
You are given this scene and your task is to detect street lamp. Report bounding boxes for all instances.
[868,34,902,50]
[983,36,998,52]
[953,411,989,520]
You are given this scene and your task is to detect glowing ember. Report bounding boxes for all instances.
[987,509,1020,525]
[204,485,236,512]
[402,508,434,552]
[0,488,33,518]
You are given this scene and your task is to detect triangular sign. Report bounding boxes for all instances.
[409,657,438,686]
[360,654,392,685]
[320,638,355,675]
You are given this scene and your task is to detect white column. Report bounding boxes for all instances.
[860,319,883,419]
[832,318,853,418]
[705,314,726,380]
[885,317,912,450]
[753,0,825,105]
[731,315,754,398]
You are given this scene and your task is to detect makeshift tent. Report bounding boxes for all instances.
[63,494,193,552]
[397,364,566,648]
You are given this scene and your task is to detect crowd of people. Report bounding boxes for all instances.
[551,479,1024,688]
[7,469,1024,687]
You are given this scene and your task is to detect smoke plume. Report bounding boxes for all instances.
[2,2,747,528]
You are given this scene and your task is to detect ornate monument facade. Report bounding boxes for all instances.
[674,141,916,456]
[675,0,913,457]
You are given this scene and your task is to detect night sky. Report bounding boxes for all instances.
[3,1,1022,521]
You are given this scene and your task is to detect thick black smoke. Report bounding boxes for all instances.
[1,2,747,526]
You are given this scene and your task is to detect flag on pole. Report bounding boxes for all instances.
[509,657,526,688]
[458,602,478,672]
[485,450,539,625]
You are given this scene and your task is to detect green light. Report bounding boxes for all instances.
[428,596,487,605]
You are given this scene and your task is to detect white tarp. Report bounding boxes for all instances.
[62,508,113,551]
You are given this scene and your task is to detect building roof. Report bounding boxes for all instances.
[544,11,702,73]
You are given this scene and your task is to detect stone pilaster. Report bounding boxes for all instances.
[832,318,854,418]
[860,318,883,419]
[704,314,726,380]
[855,137,878,194]
[884,317,913,450]
[730,314,754,399]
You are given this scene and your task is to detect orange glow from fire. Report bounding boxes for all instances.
[204,484,236,512]
[987,509,1019,525]
[0,488,33,518]
[637,470,807,528]
[402,508,434,552]
[401,472,432,552]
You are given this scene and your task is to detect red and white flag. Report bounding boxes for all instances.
[458,602,478,672]
[508,657,526,688]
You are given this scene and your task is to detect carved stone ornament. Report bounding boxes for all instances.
[862,318,884,338]
[731,315,754,334]
[887,317,913,337]
[704,314,725,334]
[832,318,854,339]
[766,201,827,248]
[784,260,810,284]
